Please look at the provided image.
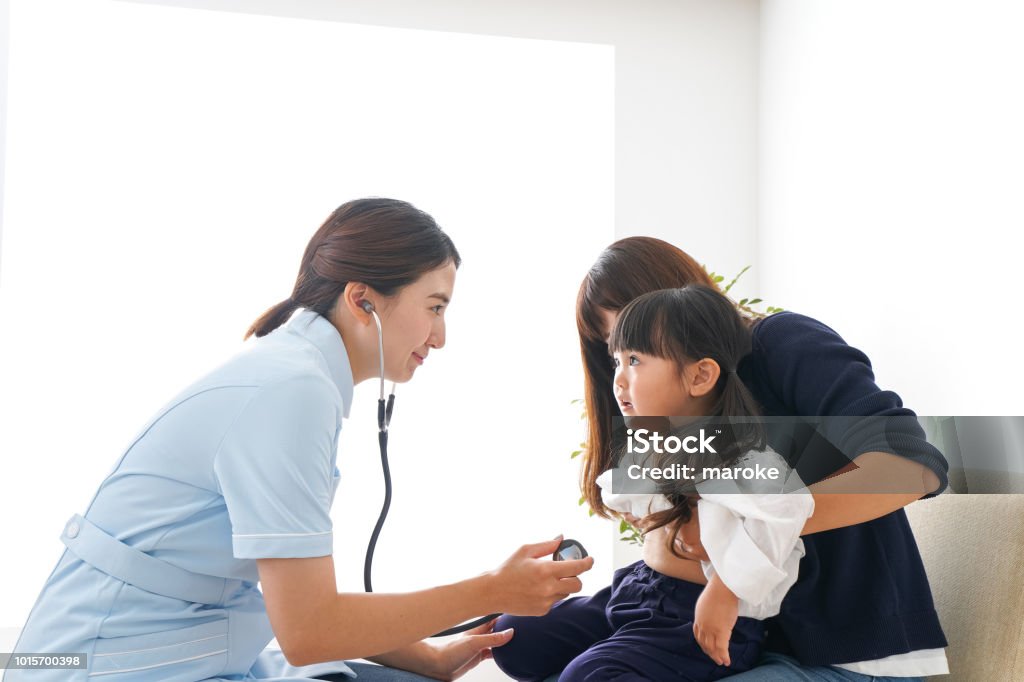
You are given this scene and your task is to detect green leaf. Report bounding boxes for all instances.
[748,298,762,305]
[588,508,595,517]
[619,519,629,533]
[739,298,748,306]
[570,450,582,459]
[723,265,751,293]
[578,495,586,506]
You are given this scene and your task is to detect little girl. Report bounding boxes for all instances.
[492,285,815,682]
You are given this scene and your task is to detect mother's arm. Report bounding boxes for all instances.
[670,452,939,556]
[667,313,949,547]
[800,450,941,535]
[755,313,948,531]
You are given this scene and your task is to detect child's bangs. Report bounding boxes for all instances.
[608,292,686,364]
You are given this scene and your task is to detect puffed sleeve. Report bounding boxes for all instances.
[697,492,814,614]
[596,469,673,518]
[752,312,949,497]
[213,374,341,559]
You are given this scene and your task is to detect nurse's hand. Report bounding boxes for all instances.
[488,535,594,616]
[425,618,514,681]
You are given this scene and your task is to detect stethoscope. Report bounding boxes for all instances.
[357,299,588,637]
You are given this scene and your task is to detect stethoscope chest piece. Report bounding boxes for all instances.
[553,539,588,561]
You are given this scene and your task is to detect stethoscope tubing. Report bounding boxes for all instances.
[361,305,500,637]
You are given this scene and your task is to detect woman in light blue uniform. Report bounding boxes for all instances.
[6,199,593,681]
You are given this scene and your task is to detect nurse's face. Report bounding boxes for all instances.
[380,261,456,383]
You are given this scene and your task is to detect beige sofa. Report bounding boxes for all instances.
[905,475,1024,681]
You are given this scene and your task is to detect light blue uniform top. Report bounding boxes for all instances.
[6,309,361,681]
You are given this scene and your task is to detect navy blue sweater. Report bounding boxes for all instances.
[736,311,949,666]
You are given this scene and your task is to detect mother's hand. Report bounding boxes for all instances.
[623,511,708,562]
[674,507,709,561]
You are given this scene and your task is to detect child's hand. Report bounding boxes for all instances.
[693,573,739,667]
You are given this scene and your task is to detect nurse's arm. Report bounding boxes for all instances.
[257,538,592,667]
[799,451,941,535]
[258,555,488,666]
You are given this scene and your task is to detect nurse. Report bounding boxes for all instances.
[6,198,594,682]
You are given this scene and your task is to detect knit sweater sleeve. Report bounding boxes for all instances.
[750,312,948,497]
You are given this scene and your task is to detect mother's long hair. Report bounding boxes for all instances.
[576,237,763,517]
[576,237,717,517]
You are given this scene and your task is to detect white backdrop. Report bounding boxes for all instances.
[12,2,1018,679]
[759,0,1024,419]
[0,0,614,626]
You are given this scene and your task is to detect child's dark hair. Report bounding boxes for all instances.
[608,284,767,557]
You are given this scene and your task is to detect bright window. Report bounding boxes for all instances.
[0,0,614,624]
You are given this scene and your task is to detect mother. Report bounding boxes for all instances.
[495,237,949,681]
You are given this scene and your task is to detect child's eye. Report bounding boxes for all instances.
[610,356,620,369]
[629,355,640,366]
[431,304,444,315]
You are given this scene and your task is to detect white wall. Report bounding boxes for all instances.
[759,0,1024,419]
[0,3,760,680]
[118,0,763,294]
[0,0,616,628]
[0,0,760,587]
[8,0,1017,678]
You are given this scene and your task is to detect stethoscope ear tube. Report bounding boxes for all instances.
[363,409,392,594]
[363,401,501,637]
[359,308,589,637]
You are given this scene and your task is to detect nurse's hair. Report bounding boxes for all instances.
[245,198,461,340]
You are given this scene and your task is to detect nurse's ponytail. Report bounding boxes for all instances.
[247,297,301,341]
[245,198,461,340]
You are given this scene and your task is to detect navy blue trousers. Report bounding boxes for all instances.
[492,561,764,681]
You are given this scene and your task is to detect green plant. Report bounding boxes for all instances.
[704,265,784,318]
[572,265,782,546]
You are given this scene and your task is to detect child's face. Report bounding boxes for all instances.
[612,349,699,417]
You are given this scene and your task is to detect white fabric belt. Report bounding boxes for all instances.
[60,513,232,605]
